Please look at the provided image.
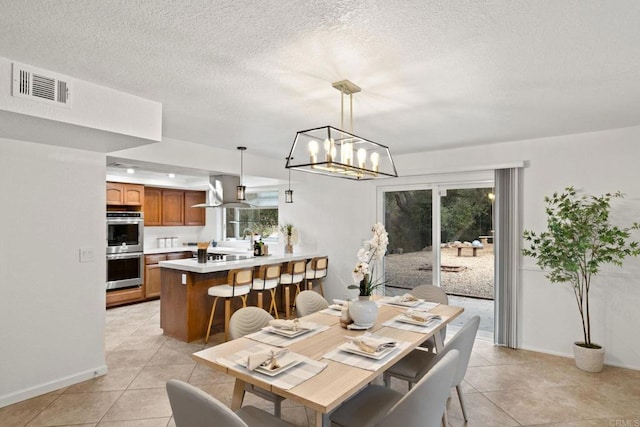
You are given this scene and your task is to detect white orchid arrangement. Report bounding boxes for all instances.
[350,223,389,296]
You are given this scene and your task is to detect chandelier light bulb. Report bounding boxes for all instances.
[357,148,367,168]
[370,152,380,172]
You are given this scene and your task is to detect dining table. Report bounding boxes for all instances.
[192,296,464,427]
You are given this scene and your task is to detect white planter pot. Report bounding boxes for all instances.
[349,297,378,328]
[573,342,605,373]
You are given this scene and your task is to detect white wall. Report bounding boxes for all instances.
[392,125,640,369]
[0,138,107,407]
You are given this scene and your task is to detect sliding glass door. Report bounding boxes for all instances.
[383,189,433,294]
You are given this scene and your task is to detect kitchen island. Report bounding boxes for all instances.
[159,252,324,342]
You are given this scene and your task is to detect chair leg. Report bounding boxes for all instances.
[256,291,264,310]
[274,399,281,418]
[383,372,391,388]
[240,295,247,307]
[205,296,220,344]
[284,286,292,319]
[224,298,232,342]
[270,289,279,319]
[317,279,324,296]
[456,384,468,422]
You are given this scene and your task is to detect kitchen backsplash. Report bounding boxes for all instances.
[144,226,205,249]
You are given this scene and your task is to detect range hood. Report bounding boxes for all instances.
[192,175,253,208]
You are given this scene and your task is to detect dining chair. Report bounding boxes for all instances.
[383,315,480,423]
[250,263,281,319]
[330,350,460,427]
[227,307,286,417]
[304,256,328,296]
[279,259,306,318]
[295,290,329,317]
[166,379,293,427]
[410,284,449,352]
[205,267,253,343]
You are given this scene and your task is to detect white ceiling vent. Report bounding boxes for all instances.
[12,62,72,108]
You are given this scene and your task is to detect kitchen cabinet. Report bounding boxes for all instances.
[162,190,185,225]
[106,182,144,206]
[143,187,205,226]
[184,191,206,226]
[143,188,163,226]
[145,252,192,298]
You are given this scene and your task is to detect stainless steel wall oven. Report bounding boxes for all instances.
[106,212,144,290]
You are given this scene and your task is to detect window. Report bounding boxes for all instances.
[224,191,279,240]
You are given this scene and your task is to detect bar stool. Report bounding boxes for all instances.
[304,256,328,296]
[205,267,253,343]
[250,263,281,319]
[279,259,306,319]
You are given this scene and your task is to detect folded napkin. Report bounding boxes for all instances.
[269,319,301,331]
[247,349,288,370]
[403,311,441,323]
[348,333,397,354]
[398,293,419,302]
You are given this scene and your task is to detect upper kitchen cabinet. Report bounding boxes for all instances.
[184,191,206,226]
[162,190,185,225]
[143,187,206,226]
[106,182,144,206]
[143,188,163,226]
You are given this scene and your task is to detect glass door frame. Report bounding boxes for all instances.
[376,175,494,291]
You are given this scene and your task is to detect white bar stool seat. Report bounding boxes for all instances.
[205,267,253,343]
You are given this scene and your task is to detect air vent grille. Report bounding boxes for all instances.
[12,62,72,107]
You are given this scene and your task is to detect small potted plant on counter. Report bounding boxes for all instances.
[279,223,297,254]
[522,186,640,372]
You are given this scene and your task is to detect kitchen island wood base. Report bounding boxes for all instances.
[160,269,230,342]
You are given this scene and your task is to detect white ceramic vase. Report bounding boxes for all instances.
[349,296,378,328]
[573,342,604,373]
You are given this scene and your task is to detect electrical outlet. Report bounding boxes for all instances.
[79,247,95,263]
[181,274,187,285]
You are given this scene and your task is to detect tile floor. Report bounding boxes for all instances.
[2,299,639,426]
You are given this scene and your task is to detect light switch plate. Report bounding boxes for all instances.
[79,247,95,262]
[181,274,187,285]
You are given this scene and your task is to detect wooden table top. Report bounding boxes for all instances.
[192,301,463,419]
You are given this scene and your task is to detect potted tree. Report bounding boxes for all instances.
[522,187,640,372]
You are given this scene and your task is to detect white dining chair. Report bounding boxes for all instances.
[166,379,292,427]
[410,284,449,352]
[227,307,286,417]
[383,315,480,423]
[295,290,329,317]
[330,350,460,427]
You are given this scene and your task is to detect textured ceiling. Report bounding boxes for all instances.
[2,0,640,159]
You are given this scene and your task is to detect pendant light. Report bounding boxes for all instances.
[285,156,294,203]
[286,79,397,180]
[236,146,247,201]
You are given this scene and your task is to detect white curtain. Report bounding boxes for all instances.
[494,168,522,348]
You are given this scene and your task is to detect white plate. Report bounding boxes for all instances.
[395,314,440,327]
[263,325,313,338]
[337,341,396,360]
[385,297,425,307]
[238,352,303,376]
[328,304,344,311]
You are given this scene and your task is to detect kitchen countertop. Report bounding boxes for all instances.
[159,252,322,273]
[144,246,253,255]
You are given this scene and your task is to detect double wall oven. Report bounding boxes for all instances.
[106,212,144,291]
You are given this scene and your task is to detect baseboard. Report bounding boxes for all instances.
[519,344,640,371]
[0,365,108,408]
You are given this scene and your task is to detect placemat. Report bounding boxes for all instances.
[217,344,327,390]
[377,297,440,311]
[382,315,446,334]
[322,338,410,371]
[319,308,342,317]
[245,322,330,347]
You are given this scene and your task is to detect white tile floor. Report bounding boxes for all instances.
[2,299,639,426]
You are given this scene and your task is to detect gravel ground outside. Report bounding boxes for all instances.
[384,244,495,300]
